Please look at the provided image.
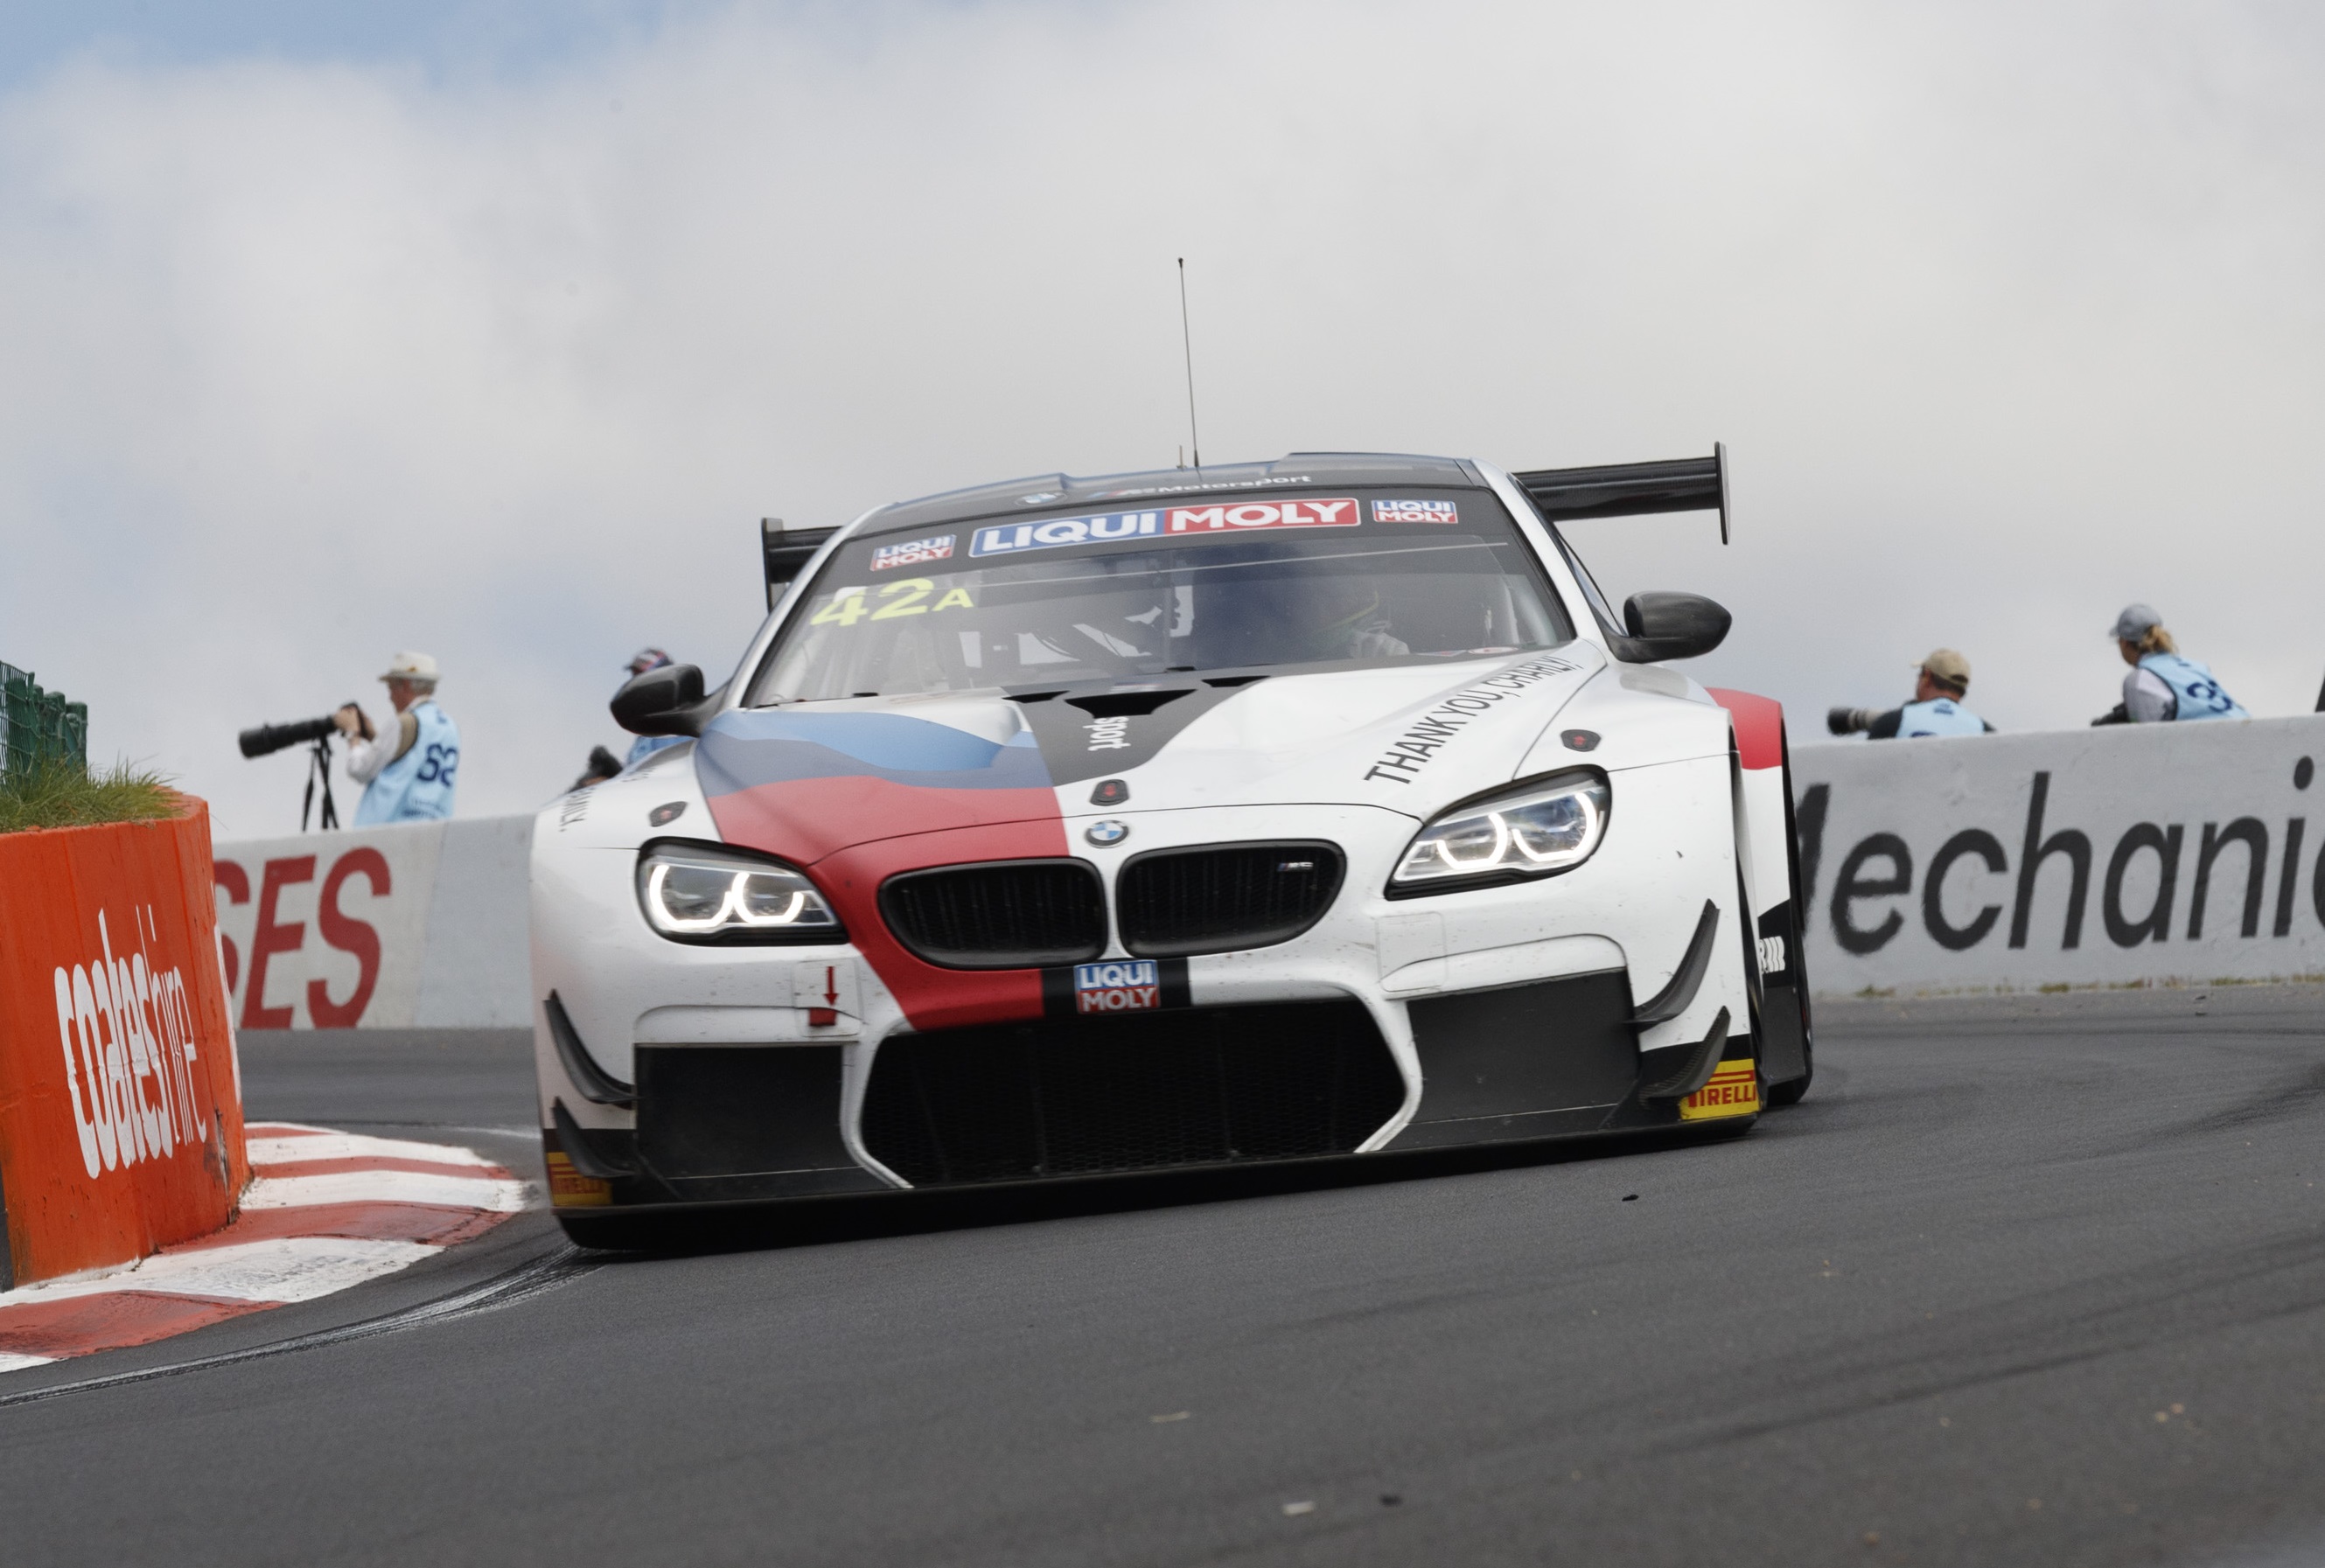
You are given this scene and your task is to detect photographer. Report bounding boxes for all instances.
[2092,603,2248,724]
[566,650,683,791]
[621,648,688,769]
[335,651,460,824]
[1828,649,1994,739]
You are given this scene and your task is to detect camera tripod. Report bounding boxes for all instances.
[301,735,341,833]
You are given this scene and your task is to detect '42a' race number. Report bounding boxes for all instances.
[810,579,975,627]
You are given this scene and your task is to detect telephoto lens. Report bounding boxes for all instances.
[1826,707,1880,736]
[239,714,340,759]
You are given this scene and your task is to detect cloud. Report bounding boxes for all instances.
[3,0,2322,837]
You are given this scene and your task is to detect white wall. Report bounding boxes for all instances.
[1793,717,2325,996]
[211,815,532,1029]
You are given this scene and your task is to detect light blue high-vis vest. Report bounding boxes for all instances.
[625,733,686,769]
[2139,652,2248,721]
[1897,697,1987,737]
[355,700,460,825]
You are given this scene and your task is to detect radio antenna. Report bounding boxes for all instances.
[1177,257,1202,470]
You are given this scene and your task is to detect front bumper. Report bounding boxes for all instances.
[545,972,1757,1211]
[534,758,1755,1210]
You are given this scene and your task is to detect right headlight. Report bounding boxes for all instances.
[635,840,845,944]
[1388,770,1610,895]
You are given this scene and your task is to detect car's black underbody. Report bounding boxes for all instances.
[547,968,1763,1216]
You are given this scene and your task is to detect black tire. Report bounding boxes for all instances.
[555,1211,664,1251]
[1736,863,1767,1079]
[1764,1059,1813,1107]
[1762,726,1815,1106]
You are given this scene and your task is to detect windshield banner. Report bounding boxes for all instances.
[969,498,1360,559]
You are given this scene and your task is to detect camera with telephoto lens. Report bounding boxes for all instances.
[240,705,363,832]
[239,713,348,758]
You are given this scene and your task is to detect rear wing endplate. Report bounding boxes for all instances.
[1512,443,1729,544]
[762,517,841,609]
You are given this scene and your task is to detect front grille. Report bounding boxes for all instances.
[880,859,1106,969]
[861,1000,1406,1186]
[1117,842,1344,958]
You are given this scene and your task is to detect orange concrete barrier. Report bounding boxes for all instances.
[0,798,248,1288]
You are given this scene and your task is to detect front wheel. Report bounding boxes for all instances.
[556,1211,666,1251]
[1760,725,1815,1105]
[1764,1046,1813,1106]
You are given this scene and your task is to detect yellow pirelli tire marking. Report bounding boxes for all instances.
[1679,1058,1761,1121]
[545,1151,612,1207]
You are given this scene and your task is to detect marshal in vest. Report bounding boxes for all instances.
[2139,652,2248,721]
[1896,697,1987,738]
[356,700,461,824]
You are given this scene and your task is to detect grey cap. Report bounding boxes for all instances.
[2109,603,2161,642]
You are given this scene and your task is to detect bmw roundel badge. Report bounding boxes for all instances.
[1086,819,1129,847]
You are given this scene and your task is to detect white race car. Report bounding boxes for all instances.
[532,450,1813,1243]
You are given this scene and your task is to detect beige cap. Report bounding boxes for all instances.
[1916,648,1971,689]
[381,651,440,685]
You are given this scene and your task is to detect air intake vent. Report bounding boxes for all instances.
[1064,689,1193,719]
[1116,841,1344,958]
[861,1000,1406,1186]
[879,860,1107,969]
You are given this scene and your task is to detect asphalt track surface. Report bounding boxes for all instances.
[7,989,2325,1566]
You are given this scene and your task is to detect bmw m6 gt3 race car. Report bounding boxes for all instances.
[532,449,1814,1242]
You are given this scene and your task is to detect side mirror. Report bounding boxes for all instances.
[611,663,709,737]
[1610,592,1730,663]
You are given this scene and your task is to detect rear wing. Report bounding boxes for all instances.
[761,517,842,609]
[1512,443,1729,544]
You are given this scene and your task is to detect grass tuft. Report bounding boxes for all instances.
[0,758,179,834]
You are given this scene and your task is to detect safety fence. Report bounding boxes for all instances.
[0,663,88,775]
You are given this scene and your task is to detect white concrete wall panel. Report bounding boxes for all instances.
[414,817,534,1028]
[212,817,531,1029]
[1793,717,2325,995]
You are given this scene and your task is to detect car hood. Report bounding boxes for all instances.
[693,647,1607,864]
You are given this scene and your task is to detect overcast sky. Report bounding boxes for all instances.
[3,0,2321,838]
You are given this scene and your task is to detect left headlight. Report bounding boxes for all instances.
[635,841,845,944]
[1389,770,1610,895]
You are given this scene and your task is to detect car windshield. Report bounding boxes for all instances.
[745,488,1574,703]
